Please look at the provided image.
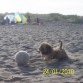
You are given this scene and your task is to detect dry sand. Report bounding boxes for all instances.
[0,22,83,83]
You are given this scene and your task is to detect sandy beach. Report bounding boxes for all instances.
[0,22,83,83]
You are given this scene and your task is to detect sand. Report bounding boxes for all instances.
[0,22,83,83]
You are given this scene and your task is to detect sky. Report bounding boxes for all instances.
[0,0,83,16]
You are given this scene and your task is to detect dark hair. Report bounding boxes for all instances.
[39,44,53,55]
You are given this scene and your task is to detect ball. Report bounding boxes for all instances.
[15,51,29,66]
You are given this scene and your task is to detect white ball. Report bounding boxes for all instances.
[15,51,29,66]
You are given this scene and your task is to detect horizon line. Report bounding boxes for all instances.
[0,12,83,16]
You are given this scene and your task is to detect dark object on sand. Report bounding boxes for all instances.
[39,40,69,61]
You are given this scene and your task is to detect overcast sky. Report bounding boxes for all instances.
[0,0,83,16]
